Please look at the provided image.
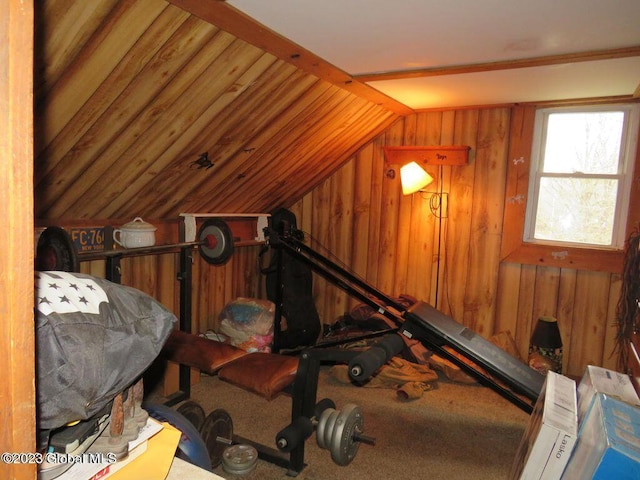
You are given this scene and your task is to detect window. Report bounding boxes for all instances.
[524,104,640,250]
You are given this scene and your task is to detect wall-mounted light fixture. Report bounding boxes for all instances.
[384,145,470,308]
[400,161,447,218]
[385,145,469,216]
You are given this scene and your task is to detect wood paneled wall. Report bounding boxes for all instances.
[80,106,627,382]
[79,243,265,334]
[78,227,264,397]
[290,107,624,378]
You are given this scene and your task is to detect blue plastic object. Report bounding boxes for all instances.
[142,401,211,471]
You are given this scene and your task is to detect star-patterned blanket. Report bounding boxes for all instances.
[35,271,177,430]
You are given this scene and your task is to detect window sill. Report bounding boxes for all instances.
[501,243,623,273]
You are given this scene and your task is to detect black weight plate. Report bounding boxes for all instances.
[36,226,79,272]
[200,409,234,468]
[314,398,336,419]
[176,401,206,432]
[197,219,234,265]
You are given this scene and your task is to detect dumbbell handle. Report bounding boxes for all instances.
[354,431,376,446]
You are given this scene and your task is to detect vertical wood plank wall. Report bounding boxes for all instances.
[79,244,264,335]
[80,106,624,383]
[291,106,622,379]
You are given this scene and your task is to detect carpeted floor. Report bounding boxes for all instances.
[150,367,530,480]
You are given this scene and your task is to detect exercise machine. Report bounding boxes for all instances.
[264,221,544,413]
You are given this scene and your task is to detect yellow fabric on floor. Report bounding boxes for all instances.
[396,381,436,400]
[329,356,438,389]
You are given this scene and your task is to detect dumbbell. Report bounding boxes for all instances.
[276,398,375,466]
[275,398,336,452]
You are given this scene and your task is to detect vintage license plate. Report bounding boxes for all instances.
[69,227,106,253]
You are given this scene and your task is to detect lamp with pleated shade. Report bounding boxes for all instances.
[400,161,433,195]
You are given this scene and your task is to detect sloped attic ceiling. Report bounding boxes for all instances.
[34,0,406,221]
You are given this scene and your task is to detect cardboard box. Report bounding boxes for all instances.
[561,393,640,479]
[576,365,640,424]
[510,371,578,480]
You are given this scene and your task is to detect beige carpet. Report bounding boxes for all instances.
[158,367,530,480]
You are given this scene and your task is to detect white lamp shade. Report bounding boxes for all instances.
[400,161,433,195]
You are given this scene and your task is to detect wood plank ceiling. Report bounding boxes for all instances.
[34,0,407,221]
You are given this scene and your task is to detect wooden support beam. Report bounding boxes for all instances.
[0,0,36,478]
[168,0,413,115]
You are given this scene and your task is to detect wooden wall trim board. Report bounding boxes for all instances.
[628,119,640,237]
[355,45,640,82]
[503,244,625,273]
[1,0,36,478]
[500,105,535,261]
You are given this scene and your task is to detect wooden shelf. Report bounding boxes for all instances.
[179,212,270,245]
[383,145,470,166]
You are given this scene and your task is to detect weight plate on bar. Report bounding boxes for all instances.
[36,226,79,272]
[197,219,234,265]
[314,398,336,420]
[176,401,206,432]
[316,408,338,450]
[200,409,233,468]
[329,404,363,466]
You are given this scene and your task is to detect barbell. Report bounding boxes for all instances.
[36,219,235,271]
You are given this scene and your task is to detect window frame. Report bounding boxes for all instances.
[501,103,640,273]
[524,104,639,250]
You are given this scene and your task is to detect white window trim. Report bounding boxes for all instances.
[524,103,640,250]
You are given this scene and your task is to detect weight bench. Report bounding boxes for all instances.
[161,330,395,475]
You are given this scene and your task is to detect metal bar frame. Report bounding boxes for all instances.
[266,228,406,330]
[264,226,541,413]
[228,347,363,476]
